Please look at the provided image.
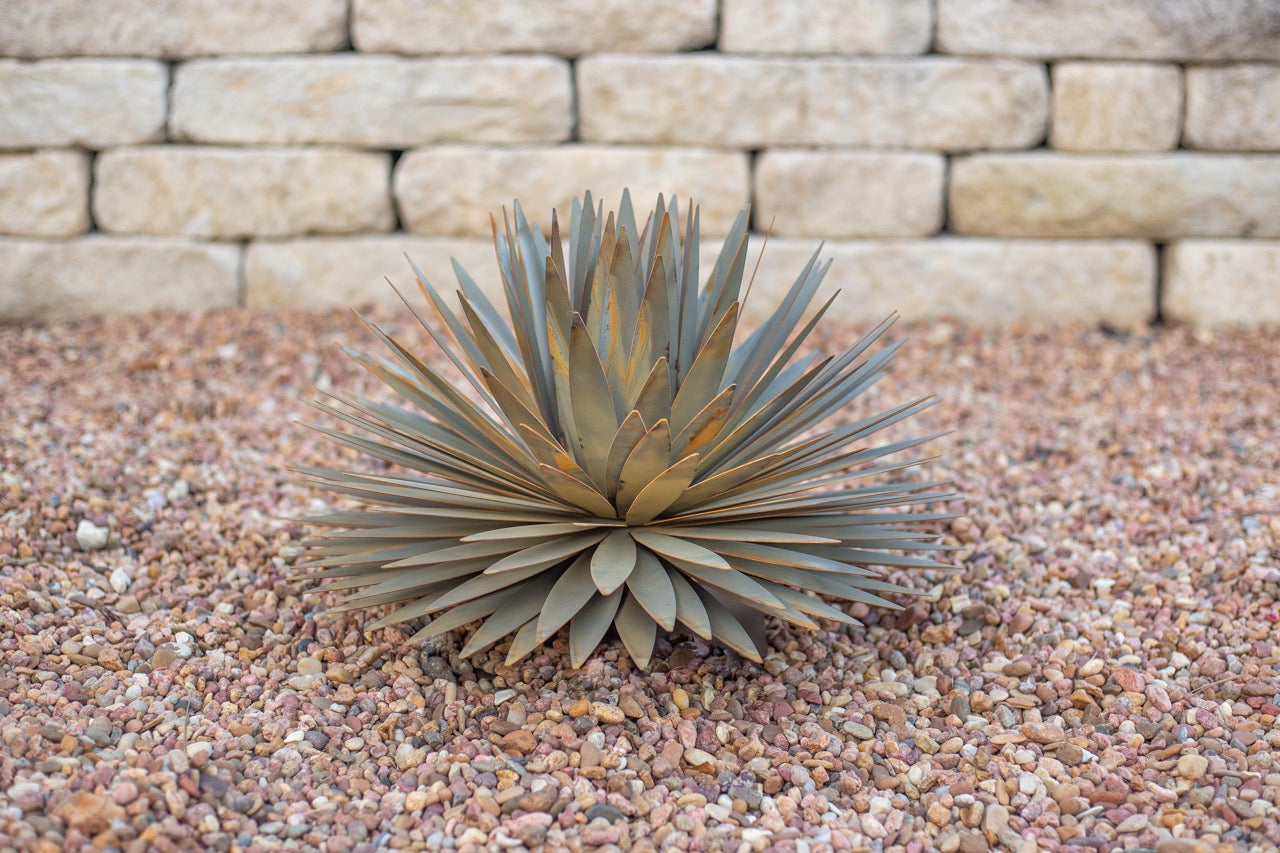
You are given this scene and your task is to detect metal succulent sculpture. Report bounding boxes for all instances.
[296,192,953,669]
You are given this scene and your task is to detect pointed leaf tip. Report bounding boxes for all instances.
[590,529,638,595]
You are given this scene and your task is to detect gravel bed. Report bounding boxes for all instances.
[1,308,1278,852]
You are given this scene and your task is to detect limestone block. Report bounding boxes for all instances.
[721,0,931,55]
[950,154,1280,238]
[0,60,166,148]
[753,150,944,237]
[1185,65,1280,151]
[0,0,346,58]
[0,237,239,322]
[1164,241,1280,325]
[394,146,749,237]
[246,234,1154,326]
[1051,63,1181,152]
[577,56,1046,150]
[94,147,393,239]
[938,0,1280,60]
[737,238,1154,326]
[352,0,716,56]
[0,151,89,236]
[245,237,500,309]
[171,56,572,146]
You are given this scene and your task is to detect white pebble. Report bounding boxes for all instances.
[186,741,213,760]
[109,566,131,593]
[705,803,731,821]
[167,479,190,502]
[1018,772,1041,796]
[76,519,109,551]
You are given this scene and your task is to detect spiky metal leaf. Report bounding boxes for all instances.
[297,191,956,668]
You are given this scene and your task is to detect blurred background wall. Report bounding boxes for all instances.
[2,0,1279,325]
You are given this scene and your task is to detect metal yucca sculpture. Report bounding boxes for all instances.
[296,191,954,669]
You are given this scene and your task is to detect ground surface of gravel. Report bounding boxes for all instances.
[1,308,1278,853]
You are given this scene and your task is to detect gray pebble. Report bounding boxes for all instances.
[585,804,627,823]
[304,730,331,750]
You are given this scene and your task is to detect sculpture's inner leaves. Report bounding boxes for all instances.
[297,191,955,669]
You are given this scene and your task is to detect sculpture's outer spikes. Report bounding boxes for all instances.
[298,192,955,668]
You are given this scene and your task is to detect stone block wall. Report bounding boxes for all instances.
[3,0,1280,325]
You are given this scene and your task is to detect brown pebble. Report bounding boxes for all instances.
[1112,667,1146,693]
[591,702,625,724]
[1022,722,1065,744]
[871,702,906,727]
[499,729,537,755]
[54,792,124,835]
[580,741,603,769]
[1077,659,1104,677]
[495,785,525,806]
[516,789,557,813]
[1176,753,1209,780]
[1156,839,1216,853]
[683,748,715,771]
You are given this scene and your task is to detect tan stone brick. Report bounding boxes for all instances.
[94,147,393,239]
[738,238,1154,326]
[353,0,715,56]
[1185,65,1280,151]
[1051,63,1181,152]
[171,56,572,146]
[753,150,943,237]
[938,0,1280,60]
[578,56,1046,150]
[1164,241,1280,325]
[950,154,1280,238]
[0,237,239,322]
[247,234,1154,326]
[0,0,346,58]
[245,237,499,310]
[0,151,89,236]
[0,60,165,148]
[393,145,749,238]
[721,0,931,55]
